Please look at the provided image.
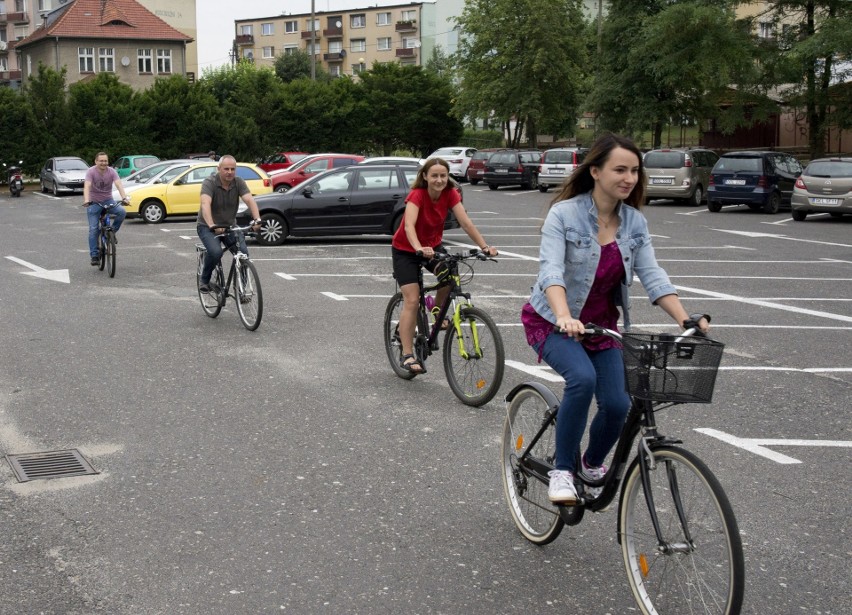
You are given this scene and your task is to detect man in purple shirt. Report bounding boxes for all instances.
[83,152,128,266]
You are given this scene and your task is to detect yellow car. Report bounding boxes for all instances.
[126,162,272,223]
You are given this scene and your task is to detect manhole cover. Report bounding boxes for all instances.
[5,449,99,482]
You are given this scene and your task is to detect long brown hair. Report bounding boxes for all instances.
[412,157,451,191]
[549,133,645,210]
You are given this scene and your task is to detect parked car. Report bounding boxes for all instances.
[707,151,803,214]
[125,162,272,223]
[268,153,365,192]
[538,147,589,193]
[643,148,718,206]
[483,149,542,190]
[359,156,421,166]
[241,164,460,246]
[112,155,160,178]
[119,159,196,187]
[258,151,310,173]
[424,147,477,181]
[791,157,852,221]
[113,160,197,201]
[40,156,90,195]
[465,148,505,185]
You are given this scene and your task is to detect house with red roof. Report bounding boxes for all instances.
[13,0,193,90]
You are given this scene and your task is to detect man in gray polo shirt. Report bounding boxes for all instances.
[196,155,262,292]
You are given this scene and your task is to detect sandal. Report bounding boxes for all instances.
[400,353,426,375]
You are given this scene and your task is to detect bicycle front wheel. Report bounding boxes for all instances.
[501,386,564,545]
[98,233,107,271]
[105,230,116,278]
[443,306,504,406]
[620,445,744,615]
[235,259,263,331]
[197,253,223,319]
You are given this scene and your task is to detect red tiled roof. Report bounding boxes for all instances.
[15,0,193,49]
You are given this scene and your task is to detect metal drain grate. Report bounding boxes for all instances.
[5,449,99,482]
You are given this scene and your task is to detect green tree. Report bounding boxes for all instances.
[273,49,331,83]
[23,64,72,163]
[0,87,39,175]
[276,76,363,152]
[452,0,588,147]
[744,0,852,157]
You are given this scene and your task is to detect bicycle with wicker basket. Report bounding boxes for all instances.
[501,319,744,614]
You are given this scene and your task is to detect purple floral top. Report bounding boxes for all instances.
[522,242,623,360]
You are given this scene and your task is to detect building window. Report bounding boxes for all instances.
[157,49,172,74]
[239,24,253,36]
[403,37,417,49]
[137,49,153,73]
[262,23,274,36]
[329,65,341,77]
[350,14,365,28]
[377,37,391,51]
[306,18,319,32]
[98,47,114,72]
[262,46,274,59]
[758,22,774,39]
[329,40,342,54]
[350,39,366,53]
[376,12,391,26]
[38,0,52,11]
[14,25,28,41]
[242,48,254,61]
[352,61,365,75]
[78,47,94,73]
[285,20,298,33]
[306,41,318,56]
[283,45,298,55]
[401,9,416,21]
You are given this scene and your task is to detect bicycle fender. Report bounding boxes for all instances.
[504,381,559,407]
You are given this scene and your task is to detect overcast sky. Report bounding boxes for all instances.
[196,0,403,71]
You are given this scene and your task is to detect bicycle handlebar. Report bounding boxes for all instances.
[415,248,496,262]
[572,313,712,342]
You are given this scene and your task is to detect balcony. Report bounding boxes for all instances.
[0,69,22,82]
[323,26,343,38]
[234,34,254,46]
[323,52,345,62]
[395,48,417,58]
[301,30,321,40]
[7,12,29,24]
[395,20,417,32]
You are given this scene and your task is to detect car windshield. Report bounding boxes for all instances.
[715,156,762,173]
[471,152,490,161]
[57,159,89,171]
[644,151,684,169]
[133,162,175,182]
[136,157,158,168]
[544,151,575,164]
[434,148,463,157]
[490,152,517,164]
[805,161,852,178]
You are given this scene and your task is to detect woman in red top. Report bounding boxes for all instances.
[391,158,497,374]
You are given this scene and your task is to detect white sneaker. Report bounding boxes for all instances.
[548,469,578,504]
[579,456,608,499]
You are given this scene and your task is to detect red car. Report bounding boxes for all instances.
[465,148,506,185]
[258,151,310,173]
[268,153,365,192]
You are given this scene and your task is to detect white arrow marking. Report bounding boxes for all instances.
[5,256,70,284]
[321,291,348,301]
[695,428,852,465]
[275,272,297,281]
[504,360,562,382]
[713,228,852,248]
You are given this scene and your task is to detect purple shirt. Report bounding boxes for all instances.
[86,166,120,202]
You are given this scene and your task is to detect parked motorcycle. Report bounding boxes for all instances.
[6,161,23,197]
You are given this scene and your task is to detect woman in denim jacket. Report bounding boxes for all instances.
[522,134,708,504]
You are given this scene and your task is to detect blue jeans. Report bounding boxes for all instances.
[197,224,248,285]
[535,333,631,473]
[87,200,126,257]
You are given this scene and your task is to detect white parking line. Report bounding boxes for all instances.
[694,428,852,464]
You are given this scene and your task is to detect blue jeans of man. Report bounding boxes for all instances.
[535,332,631,473]
[87,200,126,257]
[197,225,248,285]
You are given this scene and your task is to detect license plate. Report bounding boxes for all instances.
[495,168,508,173]
[725,179,746,185]
[811,197,840,205]
[548,168,564,174]
[650,178,673,185]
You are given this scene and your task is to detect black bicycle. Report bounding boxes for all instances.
[87,198,127,278]
[383,249,505,407]
[501,321,744,614]
[196,225,263,331]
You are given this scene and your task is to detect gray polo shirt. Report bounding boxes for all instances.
[197,173,251,226]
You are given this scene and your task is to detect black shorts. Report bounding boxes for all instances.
[392,246,445,287]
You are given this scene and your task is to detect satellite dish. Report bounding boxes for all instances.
[121,56,130,66]
[412,41,422,48]
[335,20,342,28]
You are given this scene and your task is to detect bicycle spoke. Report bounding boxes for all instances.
[235,259,263,330]
[443,306,504,406]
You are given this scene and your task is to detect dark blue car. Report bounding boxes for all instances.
[707,151,803,214]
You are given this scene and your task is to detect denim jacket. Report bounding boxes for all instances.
[529,192,677,331]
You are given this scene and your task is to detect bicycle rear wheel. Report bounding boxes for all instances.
[105,230,116,278]
[98,232,106,271]
[383,292,425,380]
[500,386,564,545]
[235,259,263,331]
[619,445,744,615]
[443,306,504,406]
[197,252,223,318]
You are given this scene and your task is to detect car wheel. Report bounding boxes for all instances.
[791,209,807,221]
[41,180,48,194]
[829,212,843,218]
[763,191,781,214]
[488,184,498,191]
[707,201,722,212]
[141,200,166,223]
[257,213,288,246]
[689,185,703,207]
[52,182,59,197]
[539,184,549,193]
[526,174,538,190]
[469,179,479,186]
[275,184,291,193]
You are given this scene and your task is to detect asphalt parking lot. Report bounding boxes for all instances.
[1,184,849,614]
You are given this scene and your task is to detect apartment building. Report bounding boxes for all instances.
[0,0,196,88]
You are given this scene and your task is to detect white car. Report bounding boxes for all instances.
[113,160,197,201]
[424,147,477,181]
